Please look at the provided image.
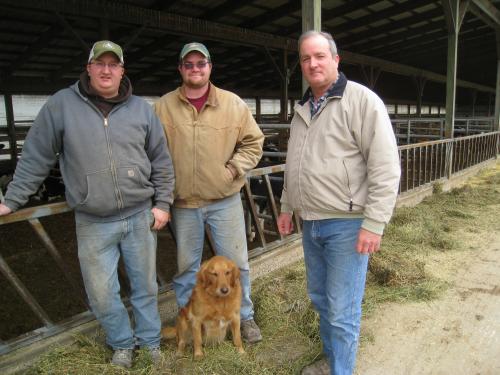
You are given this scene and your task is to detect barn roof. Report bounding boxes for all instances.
[0,0,499,105]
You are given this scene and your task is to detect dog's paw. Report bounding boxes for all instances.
[194,350,204,360]
[237,347,245,354]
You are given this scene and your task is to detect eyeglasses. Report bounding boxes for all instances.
[90,61,123,71]
[181,61,210,70]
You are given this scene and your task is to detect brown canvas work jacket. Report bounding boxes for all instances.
[154,83,264,208]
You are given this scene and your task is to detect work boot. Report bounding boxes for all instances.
[241,319,262,343]
[147,346,164,365]
[301,358,330,375]
[111,348,133,368]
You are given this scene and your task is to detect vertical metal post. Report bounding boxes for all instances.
[444,2,458,139]
[4,94,18,169]
[255,97,261,124]
[243,180,267,248]
[301,0,321,94]
[413,75,426,117]
[280,50,289,123]
[407,119,411,144]
[442,0,461,178]
[494,31,500,157]
[471,89,477,118]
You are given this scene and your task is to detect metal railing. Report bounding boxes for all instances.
[398,131,499,193]
[392,117,494,144]
[0,131,499,356]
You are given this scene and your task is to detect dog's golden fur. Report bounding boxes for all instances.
[162,255,245,358]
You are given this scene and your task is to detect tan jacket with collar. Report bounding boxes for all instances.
[154,83,264,208]
[281,73,400,235]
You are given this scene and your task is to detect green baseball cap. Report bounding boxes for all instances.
[88,40,124,64]
[179,42,211,61]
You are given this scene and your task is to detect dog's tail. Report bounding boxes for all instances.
[162,307,190,339]
[161,326,176,340]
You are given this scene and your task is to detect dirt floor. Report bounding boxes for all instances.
[355,205,500,375]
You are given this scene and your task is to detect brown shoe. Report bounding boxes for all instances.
[240,319,262,343]
[301,358,330,375]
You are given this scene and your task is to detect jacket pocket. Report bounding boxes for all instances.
[342,159,367,211]
[198,164,235,200]
[116,166,154,208]
[78,169,118,216]
[77,166,154,217]
[301,158,354,212]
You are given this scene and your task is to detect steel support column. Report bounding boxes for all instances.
[4,94,17,169]
[413,75,427,117]
[496,31,500,157]
[495,30,500,132]
[359,65,381,90]
[470,89,477,118]
[280,50,289,123]
[255,97,261,123]
[443,0,459,139]
[301,0,321,94]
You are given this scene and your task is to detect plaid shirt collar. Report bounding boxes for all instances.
[300,72,348,118]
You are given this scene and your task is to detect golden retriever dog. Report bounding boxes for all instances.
[162,255,245,359]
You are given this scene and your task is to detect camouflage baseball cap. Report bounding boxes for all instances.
[88,40,124,64]
[179,42,211,61]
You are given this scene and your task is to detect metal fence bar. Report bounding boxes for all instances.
[28,218,89,309]
[398,151,403,192]
[419,146,423,186]
[243,180,267,248]
[263,174,283,240]
[412,147,417,189]
[430,144,434,182]
[0,254,53,327]
[0,132,499,356]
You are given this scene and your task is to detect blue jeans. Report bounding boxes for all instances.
[302,218,369,375]
[75,208,161,350]
[171,193,254,321]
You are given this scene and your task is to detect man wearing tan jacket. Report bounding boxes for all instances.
[154,42,264,343]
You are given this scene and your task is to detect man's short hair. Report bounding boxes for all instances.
[298,31,338,57]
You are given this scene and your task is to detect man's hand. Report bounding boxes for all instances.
[278,212,294,235]
[226,164,238,180]
[0,203,12,216]
[356,228,382,254]
[151,207,170,230]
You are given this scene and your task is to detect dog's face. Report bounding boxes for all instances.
[197,256,240,298]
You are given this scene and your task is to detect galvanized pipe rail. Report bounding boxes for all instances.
[0,131,498,356]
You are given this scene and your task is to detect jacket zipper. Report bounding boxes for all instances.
[103,117,124,209]
[77,91,126,212]
[342,160,354,211]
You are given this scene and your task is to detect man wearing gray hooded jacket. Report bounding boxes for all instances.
[0,40,174,368]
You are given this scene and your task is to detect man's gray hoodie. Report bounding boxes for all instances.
[4,76,175,222]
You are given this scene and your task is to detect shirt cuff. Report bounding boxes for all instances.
[154,203,170,213]
[280,202,293,214]
[361,217,385,235]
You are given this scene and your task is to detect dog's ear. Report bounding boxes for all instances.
[197,261,208,287]
[230,263,240,287]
